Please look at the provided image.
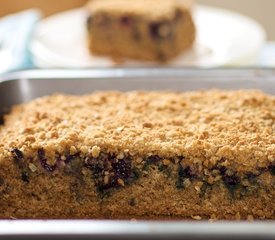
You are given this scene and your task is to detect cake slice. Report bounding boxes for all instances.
[0,90,274,220]
[86,0,196,62]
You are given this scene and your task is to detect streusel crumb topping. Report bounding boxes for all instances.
[87,0,192,20]
[0,90,274,173]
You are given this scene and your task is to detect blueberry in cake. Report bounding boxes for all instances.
[86,0,196,62]
[0,90,274,220]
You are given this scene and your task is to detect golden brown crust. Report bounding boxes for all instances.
[87,0,192,20]
[1,90,274,172]
[0,90,274,219]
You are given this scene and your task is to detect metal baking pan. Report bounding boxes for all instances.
[0,68,275,240]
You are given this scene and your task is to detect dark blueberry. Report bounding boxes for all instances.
[21,172,29,183]
[109,176,118,187]
[246,172,257,180]
[176,165,194,189]
[65,156,73,164]
[0,177,4,185]
[85,157,103,174]
[86,154,137,194]
[149,22,172,40]
[176,178,184,189]
[142,155,161,170]
[11,148,24,161]
[158,164,166,172]
[218,166,227,175]
[179,166,193,178]
[147,155,162,164]
[217,166,241,197]
[38,149,56,172]
[97,189,112,199]
[269,165,275,175]
[96,184,106,193]
[41,159,56,172]
[257,166,269,173]
[38,148,45,159]
[222,174,240,187]
[177,165,184,185]
[128,198,137,206]
[176,179,184,189]
[131,167,141,181]
[65,153,80,164]
[65,156,83,175]
[199,182,211,199]
[114,158,131,179]
[149,22,160,39]
[120,16,132,27]
[97,175,117,192]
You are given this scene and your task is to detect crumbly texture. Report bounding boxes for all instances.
[0,90,274,220]
[86,0,196,62]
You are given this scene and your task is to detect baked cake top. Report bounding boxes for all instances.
[87,0,192,20]
[0,90,274,173]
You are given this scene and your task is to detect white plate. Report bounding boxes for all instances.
[30,5,266,68]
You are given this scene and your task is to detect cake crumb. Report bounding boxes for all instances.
[70,146,77,155]
[162,159,171,166]
[116,127,125,133]
[117,153,125,160]
[28,163,37,172]
[136,157,143,164]
[117,178,125,187]
[247,215,254,222]
[235,212,241,220]
[191,215,202,220]
[183,179,191,188]
[143,122,153,128]
[91,146,101,158]
[104,175,109,185]
[80,146,89,154]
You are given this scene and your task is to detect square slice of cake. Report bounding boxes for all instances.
[86,0,196,62]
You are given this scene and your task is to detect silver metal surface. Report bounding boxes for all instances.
[0,68,274,239]
[0,220,275,240]
[1,68,275,114]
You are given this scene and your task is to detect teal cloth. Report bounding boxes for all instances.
[0,9,41,74]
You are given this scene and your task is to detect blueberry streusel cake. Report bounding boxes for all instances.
[0,90,274,220]
[86,0,196,62]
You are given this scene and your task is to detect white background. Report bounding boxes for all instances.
[197,0,275,40]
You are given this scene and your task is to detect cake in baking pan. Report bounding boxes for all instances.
[0,90,274,219]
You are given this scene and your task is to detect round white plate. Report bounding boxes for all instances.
[31,5,266,68]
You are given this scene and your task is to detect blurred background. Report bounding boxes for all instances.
[198,0,275,68]
[0,0,274,73]
[198,0,274,40]
[0,0,87,17]
[1,0,274,40]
